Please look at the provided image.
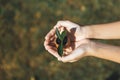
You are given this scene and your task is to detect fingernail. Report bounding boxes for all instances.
[57,57,61,61]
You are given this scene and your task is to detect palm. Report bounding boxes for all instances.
[63,40,84,56]
[44,20,87,58]
[44,31,83,57]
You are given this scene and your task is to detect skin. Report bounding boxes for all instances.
[84,21,120,39]
[44,20,120,63]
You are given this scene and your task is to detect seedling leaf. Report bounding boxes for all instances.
[56,28,61,40]
[61,31,67,40]
[58,43,63,56]
[56,28,67,57]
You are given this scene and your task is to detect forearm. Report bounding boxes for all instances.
[90,42,120,63]
[83,21,120,39]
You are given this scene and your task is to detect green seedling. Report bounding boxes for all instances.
[56,28,67,56]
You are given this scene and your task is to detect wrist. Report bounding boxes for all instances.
[87,41,103,57]
[81,26,93,39]
[85,41,97,56]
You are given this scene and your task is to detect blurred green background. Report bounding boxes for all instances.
[0,0,120,80]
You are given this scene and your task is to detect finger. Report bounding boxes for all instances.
[44,39,56,51]
[60,47,85,63]
[63,47,72,54]
[44,40,61,59]
[54,20,79,30]
[45,28,56,40]
[44,39,49,50]
[49,36,56,42]
[68,60,78,63]
[44,43,61,59]
[47,47,60,58]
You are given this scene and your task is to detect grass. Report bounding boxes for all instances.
[0,0,120,80]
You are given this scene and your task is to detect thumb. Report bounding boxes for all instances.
[60,47,85,63]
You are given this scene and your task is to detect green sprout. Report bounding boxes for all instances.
[56,28,67,56]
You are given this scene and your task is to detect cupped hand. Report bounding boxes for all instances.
[59,39,93,63]
[44,30,92,62]
[44,20,92,61]
[44,28,60,59]
[53,20,87,41]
